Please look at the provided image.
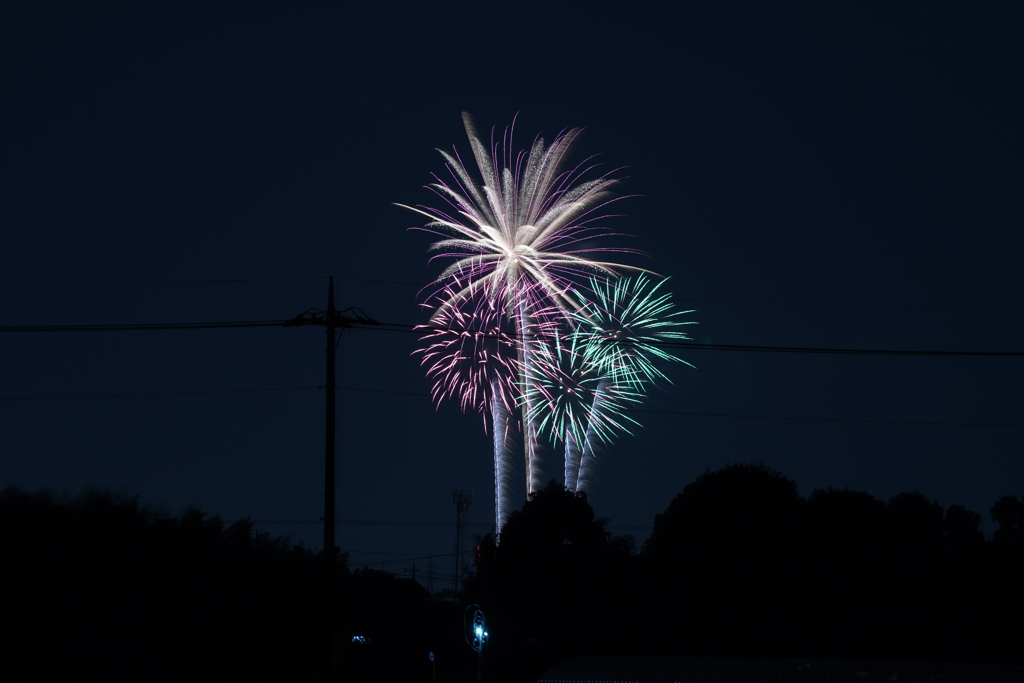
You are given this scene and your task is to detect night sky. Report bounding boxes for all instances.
[2,3,1021,582]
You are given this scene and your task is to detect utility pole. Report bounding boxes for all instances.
[283,278,378,683]
[323,276,337,683]
[452,490,473,596]
[403,561,418,582]
[280,280,376,679]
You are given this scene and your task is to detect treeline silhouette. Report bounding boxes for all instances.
[3,466,1022,682]
[467,465,1024,681]
[0,487,473,683]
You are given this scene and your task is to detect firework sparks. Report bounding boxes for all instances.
[405,115,693,531]
[566,275,696,491]
[399,112,644,321]
[414,287,520,531]
[576,274,696,387]
[415,286,518,416]
[524,330,643,491]
[402,112,645,504]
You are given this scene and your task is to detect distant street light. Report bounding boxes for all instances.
[465,604,488,683]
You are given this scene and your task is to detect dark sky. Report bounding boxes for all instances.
[2,3,1021,580]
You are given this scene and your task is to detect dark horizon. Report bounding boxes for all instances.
[4,464,1022,681]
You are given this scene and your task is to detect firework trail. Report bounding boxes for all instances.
[401,112,645,511]
[524,328,644,492]
[414,286,520,530]
[489,381,512,532]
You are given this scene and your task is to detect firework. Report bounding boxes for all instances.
[399,113,643,320]
[576,274,696,386]
[416,286,518,415]
[524,330,643,491]
[405,115,696,532]
[401,112,645,506]
[566,275,696,491]
[415,286,519,530]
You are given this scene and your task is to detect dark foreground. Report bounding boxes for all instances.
[3,465,1023,681]
[538,656,1024,683]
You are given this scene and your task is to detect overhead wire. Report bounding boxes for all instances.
[0,383,1020,428]
[0,386,319,401]
[0,277,328,286]
[328,276,1024,313]
[0,309,1020,426]
[244,518,654,531]
[0,320,292,332]
[2,274,1021,313]
[339,549,458,556]
[327,385,1024,427]
[5,284,1015,560]
[357,320,1024,357]
[1,315,1020,356]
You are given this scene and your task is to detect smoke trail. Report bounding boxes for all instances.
[490,380,513,533]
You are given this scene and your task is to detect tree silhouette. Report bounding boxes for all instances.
[6,472,1023,678]
[991,495,1024,561]
[803,487,892,658]
[468,480,638,680]
[641,462,805,655]
[0,486,334,682]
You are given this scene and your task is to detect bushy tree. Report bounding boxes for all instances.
[991,495,1024,561]
[468,480,638,678]
[0,486,332,682]
[641,462,806,655]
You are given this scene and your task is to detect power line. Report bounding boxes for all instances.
[338,385,1024,427]
[334,276,424,287]
[643,341,1024,357]
[326,277,1024,314]
[245,518,653,531]
[356,321,1024,357]
[359,385,1022,427]
[672,299,1024,314]
[346,550,474,564]
[0,277,328,286]
[341,549,459,556]
[0,386,318,401]
[275,275,1024,314]
[0,319,291,332]
[2,382,1020,427]
[338,385,426,398]
[343,386,1024,427]
[1,315,1021,357]
[635,407,1024,428]
[4,274,1019,314]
